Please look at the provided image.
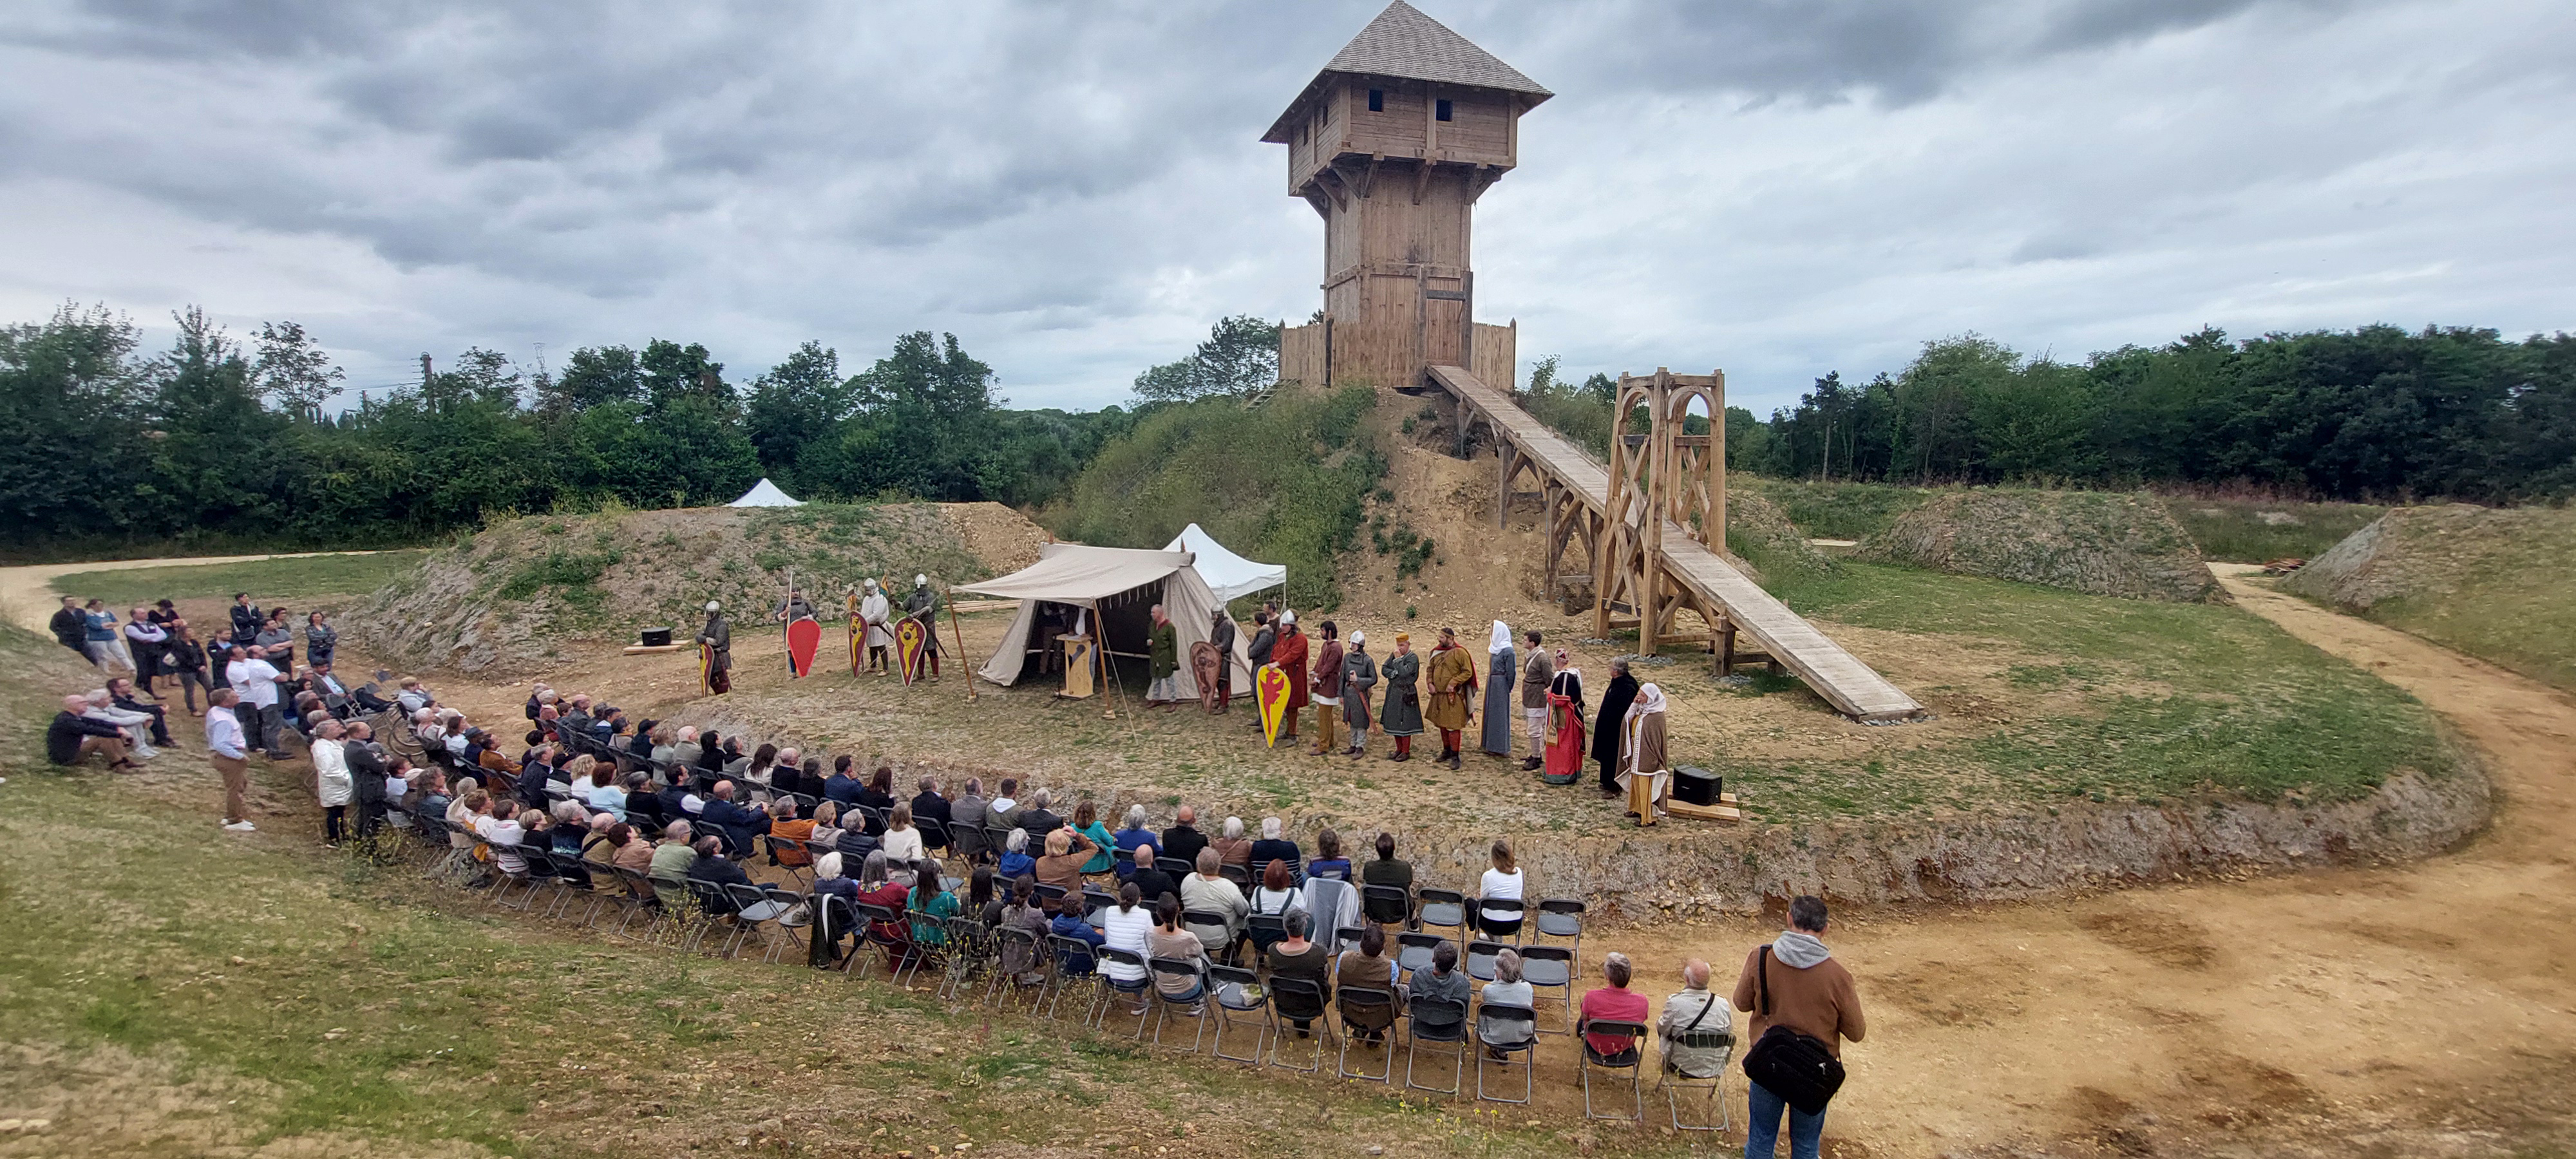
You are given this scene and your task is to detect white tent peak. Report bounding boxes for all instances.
[728,478,804,507]
[1162,523,1285,604]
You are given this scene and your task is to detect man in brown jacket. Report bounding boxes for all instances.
[1732,895,1864,1159]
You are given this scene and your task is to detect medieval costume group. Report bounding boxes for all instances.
[1154,605,1674,813]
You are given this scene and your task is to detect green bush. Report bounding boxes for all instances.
[1042,388,1384,611]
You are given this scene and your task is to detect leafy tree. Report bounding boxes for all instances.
[1131,315,1280,403]
[743,340,852,488]
[251,321,345,420]
[0,303,153,538]
[545,345,645,413]
[641,339,728,409]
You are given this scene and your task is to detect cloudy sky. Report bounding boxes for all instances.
[4,0,2571,414]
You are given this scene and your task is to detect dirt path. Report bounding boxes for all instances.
[0,552,382,635]
[1595,566,2576,1155]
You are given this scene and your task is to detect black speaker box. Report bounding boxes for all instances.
[1673,765,1723,806]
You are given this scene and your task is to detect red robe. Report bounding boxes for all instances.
[1271,629,1311,712]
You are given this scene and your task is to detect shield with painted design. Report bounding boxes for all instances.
[1255,663,1289,748]
[896,617,928,686]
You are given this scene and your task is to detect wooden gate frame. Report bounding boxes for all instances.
[1594,369,1728,656]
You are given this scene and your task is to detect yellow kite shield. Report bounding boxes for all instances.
[896,617,928,686]
[1256,663,1290,748]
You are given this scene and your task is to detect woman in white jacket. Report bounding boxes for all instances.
[312,719,354,846]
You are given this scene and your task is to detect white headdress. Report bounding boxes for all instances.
[1488,620,1513,655]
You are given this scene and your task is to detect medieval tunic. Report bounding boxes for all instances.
[1148,618,1180,703]
[1378,650,1423,737]
[1593,669,1641,793]
[1424,643,1477,734]
[1480,625,1517,756]
[1341,646,1378,736]
[859,590,893,648]
[1310,637,1344,750]
[1544,666,1587,784]
[1271,627,1309,737]
[698,610,734,693]
[1618,683,1673,817]
[904,585,941,657]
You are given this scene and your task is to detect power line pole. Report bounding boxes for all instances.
[419,353,433,390]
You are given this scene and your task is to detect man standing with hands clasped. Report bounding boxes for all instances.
[1733,895,1866,1159]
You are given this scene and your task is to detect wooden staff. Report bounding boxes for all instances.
[946,601,977,702]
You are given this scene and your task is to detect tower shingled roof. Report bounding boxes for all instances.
[1263,1,1549,143]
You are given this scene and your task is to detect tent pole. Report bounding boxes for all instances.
[947,603,977,702]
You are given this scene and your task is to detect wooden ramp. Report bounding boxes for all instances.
[1426,364,1922,722]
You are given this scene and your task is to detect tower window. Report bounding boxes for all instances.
[1368,89,1383,112]
[1435,99,1452,122]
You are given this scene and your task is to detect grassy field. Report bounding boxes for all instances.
[50,550,432,608]
[1732,477,1933,542]
[0,624,1701,1158]
[2282,504,2576,694]
[2159,496,2385,563]
[1710,561,2461,825]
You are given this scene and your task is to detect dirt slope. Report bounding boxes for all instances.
[354,503,1046,675]
[2284,503,2576,691]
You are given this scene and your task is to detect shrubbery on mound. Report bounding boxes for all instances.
[1861,489,2221,602]
[355,502,1032,673]
[1723,489,1837,583]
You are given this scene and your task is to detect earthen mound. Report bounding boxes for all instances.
[353,502,1049,674]
[1862,489,2222,602]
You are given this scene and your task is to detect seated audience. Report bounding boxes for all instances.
[1179,847,1248,958]
[1099,881,1155,1015]
[1125,842,1177,905]
[1305,827,1352,881]
[1071,800,1116,875]
[1248,816,1301,881]
[1408,940,1470,1039]
[1360,831,1414,924]
[1656,957,1734,1079]
[1265,909,1331,1035]
[1247,860,1303,954]
[909,774,951,851]
[1477,838,1526,939]
[1033,825,1097,894]
[1332,923,1402,1041]
[1050,889,1105,976]
[1110,804,1157,878]
[1159,806,1208,871]
[1212,816,1253,869]
[1146,894,1210,1013]
[1577,951,1651,1066]
[1479,948,1537,1060]
[48,694,134,769]
[880,802,925,862]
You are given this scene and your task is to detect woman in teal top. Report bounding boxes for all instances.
[909,863,958,945]
[1072,800,1118,876]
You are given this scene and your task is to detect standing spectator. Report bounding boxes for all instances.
[164,622,211,714]
[1576,952,1651,1069]
[305,610,337,669]
[82,599,128,672]
[345,720,389,837]
[124,610,167,692]
[49,693,134,769]
[311,719,352,846]
[205,689,252,830]
[50,595,88,655]
[1656,957,1734,1083]
[255,608,294,669]
[1734,896,1866,1159]
[224,645,288,759]
[228,593,263,649]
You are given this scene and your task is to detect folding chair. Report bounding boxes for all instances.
[1519,945,1576,1033]
[1155,856,1193,878]
[985,925,1046,1010]
[1147,957,1211,1052]
[1417,887,1468,943]
[817,896,862,974]
[932,916,987,999]
[1245,914,1287,959]
[1044,934,1101,1021]
[1473,898,1526,941]
[983,825,1013,860]
[1112,847,1136,874]
[1395,932,1444,982]
[1579,1019,1649,1122]
[1465,939,1508,986]
[1654,1026,1736,1132]
[1181,910,1235,965]
[1362,883,1413,928]
[1218,863,1250,893]
[893,910,947,990]
[679,880,734,954]
[606,866,657,939]
[1336,987,1400,1082]
[853,903,907,981]
[1533,898,1586,970]
[723,882,793,959]
[1405,997,1470,1095]
[515,847,573,918]
[1094,947,1153,1037]
[1473,1003,1539,1104]
[764,834,814,886]
[1265,976,1335,1073]
[918,818,954,863]
[1207,964,1270,1064]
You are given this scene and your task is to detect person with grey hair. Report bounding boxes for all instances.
[1249,816,1301,881]
[1734,896,1865,1159]
[1592,655,1640,796]
[1213,816,1252,869]
[1016,787,1061,836]
[996,826,1036,881]
[908,773,952,853]
[1479,948,1537,1059]
[1578,951,1650,1067]
[310,718,352,845]
[1657,957,1734,1080]
[1111,804,1156,880]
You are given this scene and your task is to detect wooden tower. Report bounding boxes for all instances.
[1264,1,1548,392]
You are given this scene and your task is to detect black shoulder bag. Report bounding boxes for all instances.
[1741,945,1846,1115]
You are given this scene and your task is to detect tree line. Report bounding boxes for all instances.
[1520,325,2575,502]
[0,303,1144,556]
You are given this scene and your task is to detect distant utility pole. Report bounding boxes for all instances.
[419,353,433,390]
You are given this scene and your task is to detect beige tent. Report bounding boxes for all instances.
[961,543,1254,697]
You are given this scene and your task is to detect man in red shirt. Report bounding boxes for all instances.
[1577,950,1651,1064]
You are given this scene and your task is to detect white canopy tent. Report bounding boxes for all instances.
[960,542,1253,697]
[727,478,804,507]
[1161,523,1286,605]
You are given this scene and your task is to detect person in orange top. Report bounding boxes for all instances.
[1423,627,1477,769]
[766,798,815,867]
[1732,895,1867,1159]
[1269,612,1309,744]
